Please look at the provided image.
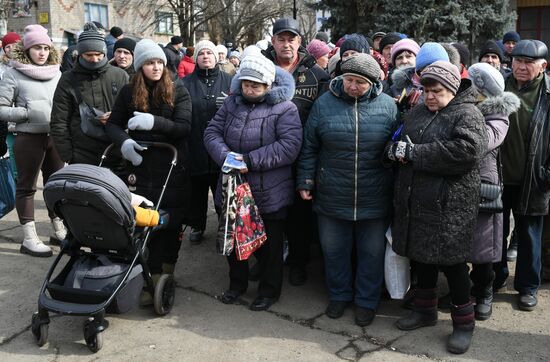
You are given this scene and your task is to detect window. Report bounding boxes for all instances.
[156,12,174,34]
[84,3,108,28]
[517,6,550,46]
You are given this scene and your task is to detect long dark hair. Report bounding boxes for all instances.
[132,67,174,112]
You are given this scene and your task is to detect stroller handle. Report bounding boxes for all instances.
[100,142,178,166]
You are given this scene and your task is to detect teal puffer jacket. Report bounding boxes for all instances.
[297,76,399,221]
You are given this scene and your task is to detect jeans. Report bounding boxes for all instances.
[317,213,387,310]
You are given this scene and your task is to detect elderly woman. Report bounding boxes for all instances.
[204,55,302,311]
[387,61,487,354]
[297,53,399,327]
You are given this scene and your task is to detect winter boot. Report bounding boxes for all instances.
[140,273,161,307]
[50,217,67,245]
[447,302,475,354]
[471,283,493,321]
[395,288,438,331]
[20,222,52,257]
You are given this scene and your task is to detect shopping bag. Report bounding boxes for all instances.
[384,227,410,299]
[216,173,238,256]
[0,157,16,219]
[233,179,267,261]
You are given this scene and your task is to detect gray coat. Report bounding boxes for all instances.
[471,92,520,264]
[391,80,488,265]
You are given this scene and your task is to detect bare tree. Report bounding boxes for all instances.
[0,0,12,35]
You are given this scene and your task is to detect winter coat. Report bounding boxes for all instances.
[471,92,520,264]
[0,56,10,80]
[50,60,129,165]
[391,80,488,265]
[203,67,302,215]
[297,76,399,221]
[263,46,330,126]
[177,55,195,78]
[182,66,232,175]
[105,34,117,60]
[0,43,61,134]
[164,44,182,77]
[109,58,136,78]
[219,61,236,76]
[0,121,7,156]
[60,45,77,73]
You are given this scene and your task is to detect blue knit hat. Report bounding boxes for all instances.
[340,34,370,57]
[415,42,450,72]
[503,31,520,44]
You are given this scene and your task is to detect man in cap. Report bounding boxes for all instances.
[502,31,521,68]
[262,18,329,286]
[106,26,123,59]
[372,31,386,53]
[493,39,550,312]
[110,37,136,77]
[478,40,505,73]
[164,35,184,77]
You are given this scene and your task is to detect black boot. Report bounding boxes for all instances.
[472,285,493,321]
[447,302,475,354]
[396,288,438,331]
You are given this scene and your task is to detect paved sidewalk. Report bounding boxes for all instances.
[0,176,549,361]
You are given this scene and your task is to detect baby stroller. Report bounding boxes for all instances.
[31,142,178,352]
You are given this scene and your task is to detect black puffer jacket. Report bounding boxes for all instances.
[182,66,232,175]
[263,46,329,125]
[391,80,488,265]
[164,44,182,78]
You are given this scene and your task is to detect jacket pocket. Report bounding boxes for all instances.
[26,99,51,126]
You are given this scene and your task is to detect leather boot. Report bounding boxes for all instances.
[395,288,438,331]
[20,222,52,257]
[447,302,475,354]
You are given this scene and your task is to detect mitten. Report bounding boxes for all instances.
[128,111,154,131]
[121,139,144,166]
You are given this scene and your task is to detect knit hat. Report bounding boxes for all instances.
[133,39,167,70]
[238,55,276,86]
[228,50,240,59]
[451,42,470,67]
[216,44,228,56]
[415,42,450,71]
[341,53,381,84]
[2,32,21,50]
[391,38,420,65]
[340,34,370,57]
[241,45,262,60]
[109,26,123,38]
[307,39,330,60]
[335,36,347,48]
[421,60,461,94]
[372,31,386,40]
[503,31,520,44]
[378,33,401,53]
[194,40,219,63]
[22,25,52,50]
[315,32,329,43]
[113,37,136,55]
[468,62,505,97]
[77,22,107,55]
[171,36,183,45]
[327,51,341,75]
[478,40,503,62]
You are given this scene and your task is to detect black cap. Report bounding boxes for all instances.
[273,18,300,36]
[170,36,183,45]
[478,40,503,62]
[512,39,548,60]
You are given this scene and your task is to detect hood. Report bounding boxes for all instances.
[391,66,415,91]
[230,65,295,105]
[329,75,383,102]
[11,41,60,65]
[476,91,521,117]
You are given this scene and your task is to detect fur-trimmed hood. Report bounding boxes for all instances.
[476,91,520,117]
[391,66,415,91]
[230,65,295,105]
[10,40,60,65]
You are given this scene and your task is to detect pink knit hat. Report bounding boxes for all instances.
[307,39,330,60]
[391,38,420,65]
[23,24,52,50]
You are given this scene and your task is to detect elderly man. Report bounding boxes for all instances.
[493,40,550,311]
[164,36,183,77]
[110,37,136,77]
[262,18,329,286]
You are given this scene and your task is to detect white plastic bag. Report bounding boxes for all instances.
[384,228,410,299]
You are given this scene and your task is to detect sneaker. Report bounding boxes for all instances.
[189,228,204,244]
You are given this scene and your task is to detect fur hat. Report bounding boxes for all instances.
[340,34,370,58]
[468,62,505,97]
[391,38,420,65]
[307,39,331,60]
[22,24,51,50]
[77,22,107,55]
[421,60,461,95]
[133,38,167,70]
[113,37,136,55]
[341,53,381,84]
[415,42,450,72]
[194,40,219,63]
[239,55,276,86]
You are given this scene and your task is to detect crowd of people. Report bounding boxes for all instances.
[1,17,550,355]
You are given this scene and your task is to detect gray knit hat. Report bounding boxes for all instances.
[468,62,505,97]
[77,22,107,55]
[194,40,219,63]
[421,60,461,94]
[239,55,276,86]
[133,39,167,71]
[340,53,381,84]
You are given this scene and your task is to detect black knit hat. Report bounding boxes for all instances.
[114,37,136,55]
[110,26,123,38]
[77,22,107,55]
[378,33,401,53]
[340,33,370,57]
[478,40,503,62]
[171,36,183,45]
[451,42,470,67]
[341,53,381,84]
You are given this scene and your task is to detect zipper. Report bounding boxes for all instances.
[238,104,255,152]
[259,118,265,192]
[353,98,359,221]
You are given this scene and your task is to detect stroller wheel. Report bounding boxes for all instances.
[31,313,49,347]
[84,320,104,353]
[154,274,175,315]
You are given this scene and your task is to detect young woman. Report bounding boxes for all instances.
[0,25,65,257]
[106,39,192,305]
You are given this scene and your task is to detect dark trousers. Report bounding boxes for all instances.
[286,193,316,266]
[541,214,550,274]
[416,262,470,305]
[14,133,64,223]
[470,263,494,291]
[189,173,219,230]
[227,217,285,298]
